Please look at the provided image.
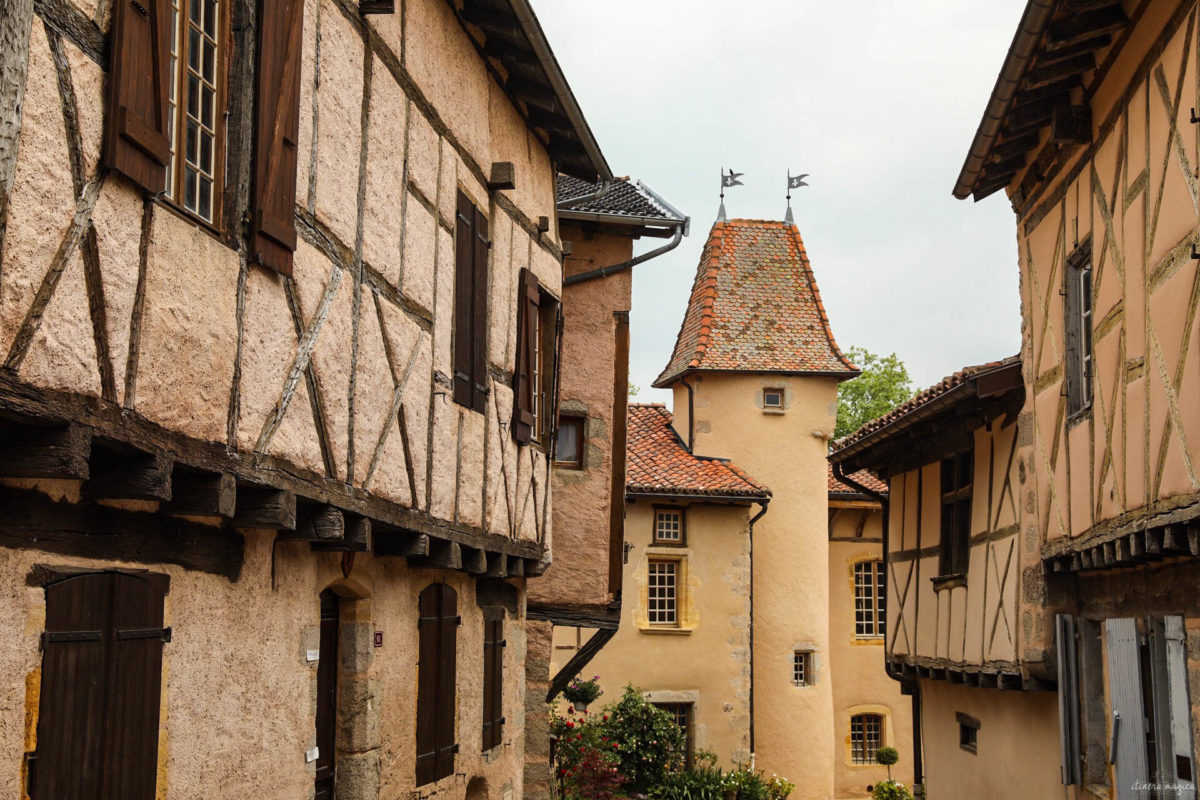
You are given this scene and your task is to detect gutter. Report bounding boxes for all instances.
[747,498,770,763]
[952,0,1057,200]
[557,178,615,211]
[507,0,613,182]
[829,462,923,790]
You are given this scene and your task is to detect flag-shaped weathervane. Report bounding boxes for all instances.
[718,168,743,221]
[785,169,809,224]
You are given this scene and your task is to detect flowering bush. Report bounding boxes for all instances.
[764,774,795,800]
[561,744,624,800]
[871,779,914,800]
[562,675,602,705]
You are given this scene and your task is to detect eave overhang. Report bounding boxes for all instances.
[953,0,1134,203]
[450,0,612,182]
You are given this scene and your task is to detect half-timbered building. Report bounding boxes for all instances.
[951,0,1200,798]
[0,0,630,797]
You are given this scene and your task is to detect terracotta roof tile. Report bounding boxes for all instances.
[654,219,858,387]
[832,355,1021,452]
[827,464,888,496]
[627,404,770,499]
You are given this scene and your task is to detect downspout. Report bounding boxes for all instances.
[678,376,696,451]
[562,223,686,286]
[557,178,614,210]
[831,462,924,791]
[747,498,770,765]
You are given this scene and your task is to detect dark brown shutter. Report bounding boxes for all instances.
[472,207,490,412]
[33,573,167,800]
[416,585,439,786]
[482,615,504,751]
[453,192,475,408]
[435,585,459,781]
[252,0,305,275]
[104,0,172,192]
[314,590,339,800]
[513,269,539,444]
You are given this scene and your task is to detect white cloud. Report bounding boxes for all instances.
[532,0,1028,400]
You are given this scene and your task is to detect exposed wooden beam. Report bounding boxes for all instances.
[280,505,344,542]
[411,539,462,570]
[374,529,429,558]
[992,132,1042,161]
[1008,94,1071,132]
[359,0,393,13]
[488,162,516,192]
[1025,53,1096,89]
[484,551,508,577]
[312,515,371,552]
[0,419,90,480]
[1042,32,1112,59]
[85,445,172,501]
[1046,5,1129,46]
[163,469,236,519]
[1052,105,1091,144]
[506,555,525,578]
[463,547,488,575]
[506,79,557,113]
[234,486,297,530]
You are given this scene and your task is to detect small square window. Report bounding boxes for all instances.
[653,507,686,545]
[957,712,979,754]
[793,651,812,686]
[554,417,584,469]
[763,388,784,409]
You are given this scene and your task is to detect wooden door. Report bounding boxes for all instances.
[314,590,339,800]
[31,572,167,800]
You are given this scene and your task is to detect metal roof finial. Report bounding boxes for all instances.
[786,170,809,225]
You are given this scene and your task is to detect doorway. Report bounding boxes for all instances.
[315,589,340,799]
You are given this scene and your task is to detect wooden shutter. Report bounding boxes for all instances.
[513,269,539,444]
[416,585,439,786]
[252,0,305,275]
[472,206,490,412]
[435,584,459,781]
[1163,616,1196,795]
[314,590,339,800]
[1105,618,1148,800]
[1056,614,1082,785]
[453,193,475,409]
[33,573,167,800]
[482,614,505,750]
[104,0,172,192]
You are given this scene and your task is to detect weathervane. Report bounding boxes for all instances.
[718,167,743,222]
[785,170,809,225]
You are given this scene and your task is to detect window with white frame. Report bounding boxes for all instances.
[166,0,223,223]
[793,651,812,686]
[647,560,678,625]
[1064,239,1093,418]
[854,560,885,638]
[851,713,883,765]
[653,507,684,545]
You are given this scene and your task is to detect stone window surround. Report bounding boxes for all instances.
[791,641,820,687]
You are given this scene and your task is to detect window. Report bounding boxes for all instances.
[454,191,490,412]
[653,702,695,768]
[416,583,459,786]
[554,416,584,469]
[514,269,561,445]
[763,388,783,409]
[32,572,169,798]
[854,560,886,638]
[793,651,812,686]
[647,560,678,626]
[938,449,973,578]
[1064,240,1093,418]
[164,0,224,223]
[482,611,505,751]
[653,507,686,545]
[850,713,883,765]
[957,712,980,754]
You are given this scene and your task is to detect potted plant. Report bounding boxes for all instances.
[562,675,602,713]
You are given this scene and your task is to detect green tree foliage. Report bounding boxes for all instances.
[835,347,914,441]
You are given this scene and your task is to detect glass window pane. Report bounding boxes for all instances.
[555,422,579,464]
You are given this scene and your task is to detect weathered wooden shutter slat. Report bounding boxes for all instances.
[472,207,490,413]
[102,575,166,800]
[435,584,459,780]
[104,0,172,192]
[482,620,496,750]
[513,269,539,443]
[314,590,339,800]
[492,618,504,748]
[416,586,440,786]
[453,192,475,408]
[1105,617,1148,800]
[252,0,305,275]
[32,574,112,800]
[1164,616,1196,796]
[1056,614,1082,785]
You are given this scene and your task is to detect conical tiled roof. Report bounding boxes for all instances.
[653,219,858,387]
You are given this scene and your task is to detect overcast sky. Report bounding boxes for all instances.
[531,0,1028,406]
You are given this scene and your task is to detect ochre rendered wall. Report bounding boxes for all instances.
[674,373,839,797]
[559,500,754,767]
[828,509,914,797]
[919,681,1061,800]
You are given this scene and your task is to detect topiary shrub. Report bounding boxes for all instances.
[875,746,899,780]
